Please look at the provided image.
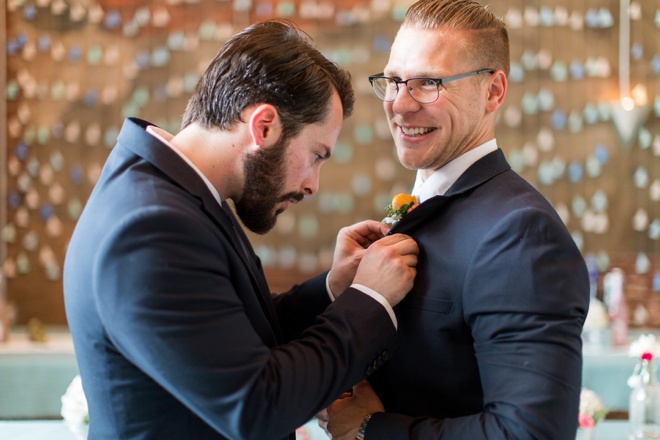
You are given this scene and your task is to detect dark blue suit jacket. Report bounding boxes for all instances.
[63,118,396,440]
[367,149,589,439]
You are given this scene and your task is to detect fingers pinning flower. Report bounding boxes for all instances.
[383,194,418,225]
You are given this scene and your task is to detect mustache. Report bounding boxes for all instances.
[279,192,305,204]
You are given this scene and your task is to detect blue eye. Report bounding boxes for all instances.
[419,78,440,89]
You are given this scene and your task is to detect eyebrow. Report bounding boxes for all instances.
[383,64,442,77]
[384,71,441,78]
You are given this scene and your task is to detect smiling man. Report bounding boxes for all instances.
[63,19,419,440]
[322,1,590,439]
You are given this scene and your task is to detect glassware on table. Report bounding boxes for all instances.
[629,352,660,439]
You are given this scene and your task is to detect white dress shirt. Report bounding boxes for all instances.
[412,139,498,202]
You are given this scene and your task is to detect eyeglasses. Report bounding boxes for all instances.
[368,69,495,104]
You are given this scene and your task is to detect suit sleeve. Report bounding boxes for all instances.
[268,272,331,342]
[365,207,589,440]
[92,205,396,440]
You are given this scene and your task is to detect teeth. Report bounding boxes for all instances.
[401,126,433,136]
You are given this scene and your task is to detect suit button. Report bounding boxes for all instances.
[382,350,390,361]
[365,365,375,376]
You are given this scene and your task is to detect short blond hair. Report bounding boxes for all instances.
[403,0,510,75]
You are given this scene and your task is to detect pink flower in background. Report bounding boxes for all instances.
[578,388,608,430]
[578,412,595,429]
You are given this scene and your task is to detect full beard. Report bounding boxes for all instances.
[235,135,303,235]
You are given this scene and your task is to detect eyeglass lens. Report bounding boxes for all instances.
[373,78,440,103]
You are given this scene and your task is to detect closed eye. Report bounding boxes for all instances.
[314,147,332,163]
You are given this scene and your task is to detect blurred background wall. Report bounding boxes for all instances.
[2,0,659,327]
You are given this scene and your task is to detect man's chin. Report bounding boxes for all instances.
[250,209,283,235]
[397,151,432,172]
[245,221,275,235]
[236,210,277,235]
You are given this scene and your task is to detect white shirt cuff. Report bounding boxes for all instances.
[350,283,398,329]
[325,274,336,302]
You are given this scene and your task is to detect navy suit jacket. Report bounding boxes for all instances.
[366,149,589,439]
[63,118,396,440]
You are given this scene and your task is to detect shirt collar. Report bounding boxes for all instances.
[146,125,223,206]
[412,139,498,202]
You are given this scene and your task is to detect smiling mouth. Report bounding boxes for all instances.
[399,126,435,137]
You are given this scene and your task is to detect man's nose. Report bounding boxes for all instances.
[302,170,320,196]
[392,85,422,112]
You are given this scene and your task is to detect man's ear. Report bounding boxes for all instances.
[247,104,282,148]
[485,71,507,112]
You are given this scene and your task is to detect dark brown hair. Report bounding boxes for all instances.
[403,0,510,75]
[182,19,354,142]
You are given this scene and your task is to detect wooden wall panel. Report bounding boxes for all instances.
[2,0,659,325]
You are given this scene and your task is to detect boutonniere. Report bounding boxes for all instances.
[382,194,418,225]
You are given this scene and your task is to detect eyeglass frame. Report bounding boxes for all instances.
[367,69,495,104]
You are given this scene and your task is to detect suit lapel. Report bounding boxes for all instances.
[116,117,283,342]
[447,148,511,195]
[387,194,450,235]
[220,202,284,341]
[389,149,511,235]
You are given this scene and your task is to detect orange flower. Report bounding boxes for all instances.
[383,194,418,224]
[391,194,418,211]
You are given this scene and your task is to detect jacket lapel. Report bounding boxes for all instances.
[387,194,450,235]
[220,202,284,341]
[389,149,511,235]
[116,117,282,342]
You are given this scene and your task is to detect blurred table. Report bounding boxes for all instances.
[0,420,628,440]
[0,325,647,427]
[582,344,636,411]
[580,328,660,412]
[0,420,78,440]
[0,419,327,440]
[588,420,631,439]
[0,327,78,419]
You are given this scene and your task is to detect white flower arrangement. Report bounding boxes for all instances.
[629,334,660,358]
[627,335,660,389]
[578,388,608,430]
[61,375,89,440]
